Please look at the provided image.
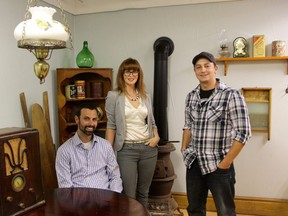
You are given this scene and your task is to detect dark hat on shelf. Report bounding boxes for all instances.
[192,51,217,66]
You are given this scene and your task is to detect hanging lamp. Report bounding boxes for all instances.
[14,0,72,84]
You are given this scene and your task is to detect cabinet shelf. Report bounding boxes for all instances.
[216,56,288,76]
[252,129,269,133]
[245,99,269,103]
[66,120,107,127]
[57,68,113,144]
[66,97,106,102]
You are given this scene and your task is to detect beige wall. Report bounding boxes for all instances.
[0,0,74,143]
[2,0,288,200]
[73,0,288,200]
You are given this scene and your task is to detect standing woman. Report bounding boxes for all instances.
[105,58,160,207]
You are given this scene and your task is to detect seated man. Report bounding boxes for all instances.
[55,104,122,193]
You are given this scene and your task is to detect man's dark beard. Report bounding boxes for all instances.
[79,125,95,136]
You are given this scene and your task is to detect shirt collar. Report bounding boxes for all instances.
[73,132,97,148]
[195,78,227,93]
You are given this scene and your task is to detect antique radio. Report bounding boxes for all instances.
[0,127,45,215]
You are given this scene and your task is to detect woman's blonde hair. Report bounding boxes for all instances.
[116,58,147,99]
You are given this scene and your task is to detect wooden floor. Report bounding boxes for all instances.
[179,209,253,216]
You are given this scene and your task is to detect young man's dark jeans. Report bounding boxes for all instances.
[186,160,236,216]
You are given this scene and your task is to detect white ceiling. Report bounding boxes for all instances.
[42,0,241,15]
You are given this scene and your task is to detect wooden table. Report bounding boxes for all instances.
[23,188,149,216]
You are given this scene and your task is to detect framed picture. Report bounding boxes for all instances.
[233,37,248,57]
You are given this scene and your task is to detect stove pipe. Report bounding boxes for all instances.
[153,37,174,145]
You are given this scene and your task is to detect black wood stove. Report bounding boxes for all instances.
[148,37,183,216]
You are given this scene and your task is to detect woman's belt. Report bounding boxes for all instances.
[124,139,148,144]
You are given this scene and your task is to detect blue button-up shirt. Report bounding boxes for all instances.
[56,133,123,193]
[183,80,251,175]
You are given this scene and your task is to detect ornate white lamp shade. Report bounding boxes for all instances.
[14,6,70,84]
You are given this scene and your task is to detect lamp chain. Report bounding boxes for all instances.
[21,0,39,43]
[26,0,38,18]
[21,0,32,40]
[56,0,74,50]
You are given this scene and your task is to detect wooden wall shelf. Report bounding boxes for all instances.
[216,56,288,76]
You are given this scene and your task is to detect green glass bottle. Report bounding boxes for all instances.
[76,41,94,68]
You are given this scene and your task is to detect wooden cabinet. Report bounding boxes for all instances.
[57,68,113,145]
[216,56,288,76]
[241,87,272,140]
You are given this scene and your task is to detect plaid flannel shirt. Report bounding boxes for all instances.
[183,80,251,175]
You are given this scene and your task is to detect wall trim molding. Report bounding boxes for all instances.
[42,0,242,15]
[172,192,288,216]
